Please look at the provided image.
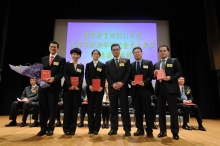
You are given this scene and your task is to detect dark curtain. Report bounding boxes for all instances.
[0,0,220,118]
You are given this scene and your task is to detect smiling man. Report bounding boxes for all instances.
[37,41,66,136]
[153,45,182,140]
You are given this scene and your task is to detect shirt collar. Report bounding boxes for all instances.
[160,57,168,62]
[70,60,80,64]
[93,60,99,64]
[50,53,57,58]
[114,56,121,60]
[136,59,142,62]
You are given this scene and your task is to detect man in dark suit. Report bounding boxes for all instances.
[177,76,206,131]
[153,45,182,140]
[130,47,154,138]
[5,78,39,127]
[105,43,131,136]
[37,41,66,136]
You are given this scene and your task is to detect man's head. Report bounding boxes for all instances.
[49,41,59,55]
[178,76,185,86]
[111,43,121,58]
[30,78,37,86]
[158,45,170,59]
[132,47,143,61]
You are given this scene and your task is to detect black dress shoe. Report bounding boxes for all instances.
[147,133,154,138]
[102,124,105,129]
[37,130,47,136]
[125,131,131,136]
[94,131,98,135]
[78,122,84,127]
[20,122,26,127]
[198,126,206,131]
[173,134,179,140]
[108,130,117,135]
[47,130,53,136]
[133,130,144,136]
[65,131,75,135]
[30,121,39,127]
[105,124,109,129]
[5,121,17,127]
[182,124,191,130]
[153,124,158,129]
[88,131,94,134]
[55,121,61,127]
[158,132,167,138]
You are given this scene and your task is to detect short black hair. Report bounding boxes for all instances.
[70,48,82,56]
[111,43,121,50]
[91,49,101,56]
[50,41,59,48]
[158,45,170,52]
[132,47,142,53]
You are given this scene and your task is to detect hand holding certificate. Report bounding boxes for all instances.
[92,79,101,91]
[134,74,143,84]
[41,70,51,81]
[70,77,79,87]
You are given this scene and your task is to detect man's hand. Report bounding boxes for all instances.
[22,98,29,101]
[163,76,171,81]
[131,81,136,86]
[75,87,80,90]
[98,87,103,92]
[46,77,55,83]
[183,100,191,103]
[116,82,124,88]
[89,85,94,92]
[69,86,75,90]
[138,81,144,87]
[112,83,119,90]
[154,70,159,76]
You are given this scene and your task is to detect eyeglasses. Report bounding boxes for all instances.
[112,49,120,52]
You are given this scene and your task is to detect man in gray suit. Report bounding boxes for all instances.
[5,78,39,127]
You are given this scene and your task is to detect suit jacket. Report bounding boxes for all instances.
[20,85,39,102]
[85,61,105,90]
[130,59,154,97]
[105,57,131,92]
[154,58,182,96]
[63,62,84,91]
[177,85,193,103]
[39,54,66,92]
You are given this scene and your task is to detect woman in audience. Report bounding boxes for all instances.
[85,49,105,135]
[63,48,84,135]
[102,81,110,129]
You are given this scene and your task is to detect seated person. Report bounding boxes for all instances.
[78,84,88,127]
[5,78,39,127]
[55,91,64,127]
[151,95,158,129]
[177,76,206,131]
[102,81,110,129]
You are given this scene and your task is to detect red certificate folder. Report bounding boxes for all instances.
[183,102,196,106]
[41,70,51,81]
[92,79,101,91]
[157,69,166,80]
[70,77,79,86]
[134,74,143,84]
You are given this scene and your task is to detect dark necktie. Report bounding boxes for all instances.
[136,61,140,74]
[115,59,119,69]
[161,59,165,69]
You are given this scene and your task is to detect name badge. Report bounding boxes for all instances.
[53,62,59,66]
[119,63,124,66]
[97,68,102,72]
[76,68,81,73]
[143,65,148,69]
[167,64,173,67]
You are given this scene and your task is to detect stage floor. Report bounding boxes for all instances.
[0,115,220,146]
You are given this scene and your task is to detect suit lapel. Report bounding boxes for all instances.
[110,58,117,71]
[140,60,144,73]
[165,58,171,71]
[132,62,136,75]
[45,56,49,68]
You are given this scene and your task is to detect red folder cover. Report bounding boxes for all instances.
[41,70,51,81]
[183,103,196,106]
[92,79,101,91]
[157,69,166,80]
[70,77,79,86]
[134,74,143,84]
